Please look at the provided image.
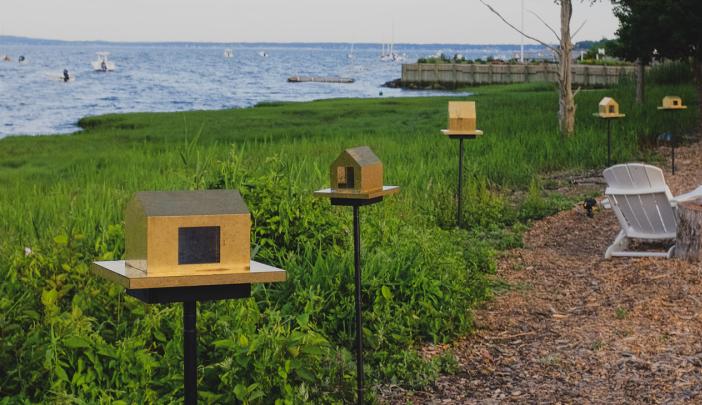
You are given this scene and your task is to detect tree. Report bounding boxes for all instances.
[480,1,592,137]
[611,0,661,103]
[612,0,702,101]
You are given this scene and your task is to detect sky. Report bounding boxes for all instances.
[1,0,619,44]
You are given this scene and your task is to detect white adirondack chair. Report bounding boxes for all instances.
[603,163,702,259]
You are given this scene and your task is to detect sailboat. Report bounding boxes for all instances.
[379,25,406,62]
[223,48,234,58]
[347,43,355,59]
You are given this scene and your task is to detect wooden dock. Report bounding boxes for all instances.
[288,76,355,84]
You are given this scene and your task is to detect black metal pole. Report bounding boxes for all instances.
[352,205,364,405]
[457,137,464,227]
[607,119,612,167]
[672,134,676,175]
[184,301,197,405]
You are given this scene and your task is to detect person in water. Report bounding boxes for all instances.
[63,69,70,82]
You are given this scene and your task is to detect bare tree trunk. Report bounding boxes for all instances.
[558,0,575,137]
[635,59,645,104]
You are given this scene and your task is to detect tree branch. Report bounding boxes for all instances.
[479,0,560,54]
[571,19,587,40]
[528,9,560,42]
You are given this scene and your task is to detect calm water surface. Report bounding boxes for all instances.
[0,42,536,137]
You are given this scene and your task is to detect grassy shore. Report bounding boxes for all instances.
[0,81,698,402]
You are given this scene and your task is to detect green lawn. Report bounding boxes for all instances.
[0,81,697,403]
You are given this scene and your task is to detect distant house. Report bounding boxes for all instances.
[659,96,687,110]
[597,97,625,118]
[124,190,251,275]
[330,146,383,194]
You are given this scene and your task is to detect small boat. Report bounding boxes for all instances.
[258,51,269,58]
[223,48,234,58]
[347,43,355,59]
[1,55,11,62]
[91,52,116,72]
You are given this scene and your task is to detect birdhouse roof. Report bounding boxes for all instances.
[337,146,381,167]
[599,97,617,106]
[448,101,476,118]
[131,190,249,217]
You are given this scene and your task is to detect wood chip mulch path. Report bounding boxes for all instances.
[381,140,702,404]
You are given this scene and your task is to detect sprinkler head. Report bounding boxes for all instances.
[583,198,597,218]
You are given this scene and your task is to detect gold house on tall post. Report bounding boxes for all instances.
[596,97,626,118]
[314,146,399,199]
[441,101,484,136]
[91,189,286,289]
[658,96,688,110]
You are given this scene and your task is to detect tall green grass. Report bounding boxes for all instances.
[0,81,697,402]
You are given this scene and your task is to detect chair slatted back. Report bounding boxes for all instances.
[603,163,676,239]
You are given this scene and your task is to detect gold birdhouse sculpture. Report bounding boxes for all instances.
[92,190,286,289]
[314,146,399,200]
[658,96,687,110]
[442,101,483,136]
[595,97,626,118]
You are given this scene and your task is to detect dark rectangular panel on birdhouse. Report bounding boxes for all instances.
[178,226,221,265]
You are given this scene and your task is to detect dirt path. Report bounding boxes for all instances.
[382,141,702,404]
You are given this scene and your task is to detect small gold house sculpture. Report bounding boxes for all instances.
[442,101,483,136]
[125,190,250,275]
[91,190,286,289]
[596,97,625,118]
[658,96,687,110]
[314,146,399,199]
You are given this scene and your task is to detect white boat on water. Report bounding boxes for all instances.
[223,48,234,58]
[91,52,116,72]
[380,43,406,62]
[258,51,269,58]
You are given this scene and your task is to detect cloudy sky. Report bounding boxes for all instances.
[2,0,619,44]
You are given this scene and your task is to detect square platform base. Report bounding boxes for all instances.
[313,185,399,200]
[594,113,626,119]
[441,129,482,138]
[91,260,286,289]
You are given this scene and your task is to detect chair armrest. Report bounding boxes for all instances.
[672,186,702,205]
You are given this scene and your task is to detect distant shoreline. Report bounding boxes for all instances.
[0,35,553,49]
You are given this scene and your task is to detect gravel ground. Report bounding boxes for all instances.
[380,139,702,404]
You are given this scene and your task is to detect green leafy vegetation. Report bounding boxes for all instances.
[0,81,697,402]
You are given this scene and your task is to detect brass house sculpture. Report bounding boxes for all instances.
[92,190,286,289]
[441,101,483,136]
[658,96,688,110]
[314,146,399,199]
[596,97,626,118]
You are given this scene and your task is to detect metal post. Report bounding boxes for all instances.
[184,301,197,405]
[457,138,464,227]
[607,119,612,167]
[352,205,364,405]
[672,135,676,175]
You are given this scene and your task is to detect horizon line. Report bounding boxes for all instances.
[1,34,607,47]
